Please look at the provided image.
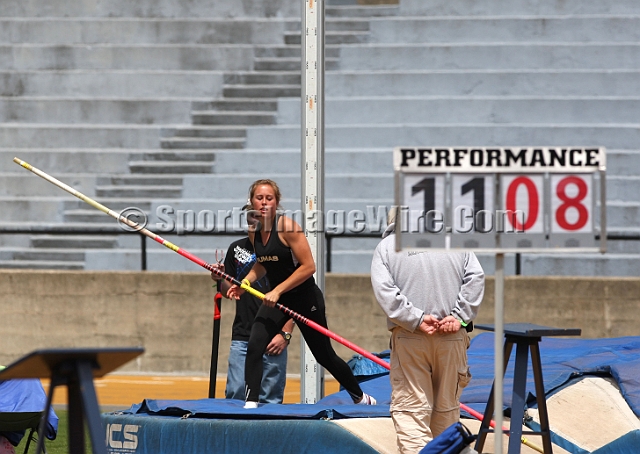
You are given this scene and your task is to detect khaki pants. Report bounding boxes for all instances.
[389,327,471,454]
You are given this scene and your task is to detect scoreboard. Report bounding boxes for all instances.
[393,147,606,252]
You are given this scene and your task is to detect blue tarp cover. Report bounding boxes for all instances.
[591,429,640,454]
[461,334,640,418]
[0,378,58,446]
[117,334,640,421]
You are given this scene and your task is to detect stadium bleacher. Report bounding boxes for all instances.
[1,0,639,275]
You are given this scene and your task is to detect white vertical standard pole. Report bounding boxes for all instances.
[494,252,505,454]
[300,0,325,403]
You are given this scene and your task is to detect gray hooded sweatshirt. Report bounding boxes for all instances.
[371,223,485,332]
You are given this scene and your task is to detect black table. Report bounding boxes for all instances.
[0,347,144,454]
[474,323,581,454]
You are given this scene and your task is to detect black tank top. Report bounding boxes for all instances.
[254,215,314,292]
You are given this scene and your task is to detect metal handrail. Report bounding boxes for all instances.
[0,225,638,273]
[0,224,384,272]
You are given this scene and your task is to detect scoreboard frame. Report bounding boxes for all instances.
[393,146,607,254]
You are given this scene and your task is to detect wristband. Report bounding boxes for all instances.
[452,313,468,327]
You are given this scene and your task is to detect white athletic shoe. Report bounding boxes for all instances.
[244,401,259,409]
[357,393,377,405]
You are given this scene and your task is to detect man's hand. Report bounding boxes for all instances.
[226,284,244,300]
[437,315,462,333]
[418,315,440,335]
[210,263,224,281]
[265,332,288,356]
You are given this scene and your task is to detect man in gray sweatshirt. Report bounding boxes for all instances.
[370,210,485,454]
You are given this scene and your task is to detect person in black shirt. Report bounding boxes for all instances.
[213,237,294,404]
[227,179,376,408]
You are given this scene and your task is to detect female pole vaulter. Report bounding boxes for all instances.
[225,179,377,409]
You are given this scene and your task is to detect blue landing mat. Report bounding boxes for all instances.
[104,335,640,453]
[461,334,640,418]
[113,334,640,421]
[102,414,380,454]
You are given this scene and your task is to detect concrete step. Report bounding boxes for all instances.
[325,70,640,97]
[95,185,182,198]
[368,16,640,44]
[64,209,118,224]
[191,110,277,126]
[326,5,399,18]
[607,202,640,226]
[212,148,392,174]
[0,148,131,173]
[0,98,193,124]
[97,175,183,186]
[129,160,214,174]
[399,0,640,17]
[223,72,300,85]
[277,96,640,125]
[63,199,152,212]
[0,18,290,45]
[181,174,299,200]
[339,43,640,71]
[9,247,86,261]
[284,31,370,45]
[0,124,160,148]
[0,0,302,18]
[254,46,341,59]
[606,150,640,176]
[0,70,224,97]
[520,253,640,277]
[0,231,47,250]
[244,124,640,149]
[607,176,640,201]
[182,173,393,199]
[605,239,640,254]
[254,57,339,71]
[128,150,215,162]
[3,149,215,174]
[0,173,96,197]
[0,259,85,270]
[0,44,254,71]
[0,198,64,222]
[161,126,246,139]
[30,234,118,248]
[286,17,371,33]
[222,84,300,98]
[160,137,245,149]
[193,98,278,112]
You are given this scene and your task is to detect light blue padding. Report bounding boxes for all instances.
[591,430,640,454]
[102,414,380,454]
[225,340,287,404]
[0,379,59,446]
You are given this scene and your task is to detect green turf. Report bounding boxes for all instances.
[13,410,93,454]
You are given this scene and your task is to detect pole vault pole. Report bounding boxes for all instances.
[13,157,389,371]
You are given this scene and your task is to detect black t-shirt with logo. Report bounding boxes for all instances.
[223,237,271,341]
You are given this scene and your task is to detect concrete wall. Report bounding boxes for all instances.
[1,270,638,376]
